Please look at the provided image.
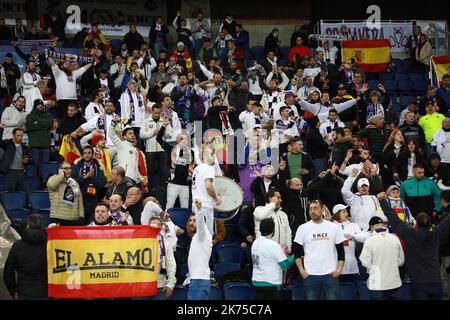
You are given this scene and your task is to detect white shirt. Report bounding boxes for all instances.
[316,46,339,65]
[81,113,120,149]
[272,102,299,122]
[333,221,363,275]
[242,112,270,138]
[51,64,87,100]
[297,85,321,101]
[275,118,300,144]
[85,102,104,120]
[433,129,450,163]
[319,119,344,141]
[110,63,127,88]
[192,163,216,209]
[140,201,163,226]
[251,236,287,285]
[294,220,345,275]
[188,206,212,280]
[303,67,321,79]
[119,90,147,127]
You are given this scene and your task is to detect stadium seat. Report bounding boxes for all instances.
[6,208,31,221]
[223,282,254,300]
[0,177,5,192]
[39,162,59,182]
[382,80,397,93]
[339,281,357,300]
[215,244,243,264]
[28,191,51,212]
[27,177,42,192]
[26,164,37,178]
[278,59,289,66]
[168,285,188,300]
[213,262,241,278]
[394,73,409,81]
[400,95,417,106]
[402,58,414,72]
[356,280,371,300]
[110,39,122,53]
[368,80,380,91]
[64,48,80,55]
[391,58,403,67]
[392,103,404,113]
[0,191,27,211]
[279,46,290,60]
[379,72,394,81]
[251,46,265,63]
[291,282,305,300]
[397,79,413,93]
[209,285,223,300]
[37,210,51,227]
[413,79,428,93]
[408,72,424,82]
[223,224,241,244]
[395,65,408,73]
[167,208,190,228]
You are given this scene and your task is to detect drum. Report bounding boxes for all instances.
[214,176,244,221]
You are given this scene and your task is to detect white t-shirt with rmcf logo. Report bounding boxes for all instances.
[294,220,345,275]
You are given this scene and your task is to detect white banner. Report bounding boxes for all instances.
[320,21,413,53]
[64,23,151,37]
[416,20,448,39]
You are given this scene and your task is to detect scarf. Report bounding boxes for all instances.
[220,111,234,135]
[109,209,127,224]
[80,161,94,177]
[158,234,167,272]
[268,91,279,117]
[62,177,81,206]
[136,147,147,192]
[127,89,143,121]
[47,50,95,64]
[175,84,192,122]
[344,69,354,83]
[172,145,192,167]
[276,119,295,130]
[17,39,53,47]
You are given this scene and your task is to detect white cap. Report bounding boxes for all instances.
[332,204,349,215]
[177,41,185,48]
[357,178,370,188]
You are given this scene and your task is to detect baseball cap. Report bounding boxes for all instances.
[357,178,370,188]
[260,218,275,237]
[285,91,297,99]
[127,79,137,86]
[338,84,346,89]
[33,99,44,108]
[369,216,385,227]
[177,41,185,48]
[332,204,349,215]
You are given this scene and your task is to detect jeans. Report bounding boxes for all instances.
[166,183,190,209]
[370,287,403,300]
[202,206,215,237]
[411,282,443,300]
[133,288,167,300]
[30,148,50,173]
[312,158,325,179]
[153,43,166,58]
[303,275,339,300]
[188,279,210,300]
[6,170,28,193]
[146,151,168,188]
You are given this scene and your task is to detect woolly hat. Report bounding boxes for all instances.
[91,134,105,147]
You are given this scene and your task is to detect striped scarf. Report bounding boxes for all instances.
[127,89,143,121]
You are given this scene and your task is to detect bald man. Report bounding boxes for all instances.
[109,194,134,225]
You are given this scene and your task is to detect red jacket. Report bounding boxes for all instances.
[288,45,311,62]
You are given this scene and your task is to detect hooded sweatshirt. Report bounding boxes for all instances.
[3,228,48,298]
[25,106,53,148]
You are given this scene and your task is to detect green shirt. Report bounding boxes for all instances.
[288,152,302,179]
[419,112,445,143]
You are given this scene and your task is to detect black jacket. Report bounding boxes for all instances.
[3,228,48,298]
[393,151,428,182]
[306,127,328,160]
[330,136,353,166]
[123,31,145,53]
[381,200,450,284]
[0,139,29,174]
[126,200,144,225]
[14,46,48,76]
[105,179,133,201]
[316,172,345,213]
[148,24,169,49]
[399,122,426,151]
[238,204,255,244]
[249,177,280,208]
[58,113,86,136]
[440,204,450,257]
[264,33,280,56]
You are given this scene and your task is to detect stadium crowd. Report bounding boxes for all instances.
[1,9,450,301]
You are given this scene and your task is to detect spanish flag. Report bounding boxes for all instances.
[59,135,81,165]
[47,226,159,298]
[431,55,450,87]
[342,39,391,72]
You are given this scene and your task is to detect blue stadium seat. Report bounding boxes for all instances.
[398,79,413,93]
[37,210,51,227]
[278,59,289,67]
[413,79,428,93]
[216,244,243,264]
[382,80,398,93]
[209,285,223,300]
[392,103,404,113]
[64,48,80,55]
[395,65,408,73]
[0,191,27,211]
[408,72,424,82]
[38,162,59,182]
[251,46,265,63]
[368,80,380,91]
[279,46,290,60]
[391,58,403,67]
[27,177,42,192]
[356,280,371,300]
[110,39,122,53]
[223,224,241,244]
[168,285,188,300]
[213,262,241,278]
[28,191,51,212]
[223,282,254,300]
[6,208,31,221]
[26,164,37,178]
[379,72,394,81]
[394,73,409,81]
[291,282,305,300]
[167,208,190,228]
[400,95,417,106]
[339,281,357,300]
[402,58,414,72]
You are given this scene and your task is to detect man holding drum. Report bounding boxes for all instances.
[192,146,222,235]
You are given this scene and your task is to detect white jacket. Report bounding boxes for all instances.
[1,104,26,140]
[254,202,292,252]
[109,124,143,182]
[261,90,285,117]
[299,99,357,123]
[119,90,147,127]
[341,175,386,230]
[359,230,404,290]
[432,129,450,164]
[157,235,177,289]
[333,220,364,275]
[140,117,173,153]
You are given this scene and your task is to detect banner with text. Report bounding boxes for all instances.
[320,21,413,53]
[47,226,159,298]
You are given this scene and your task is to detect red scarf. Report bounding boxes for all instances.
[136,147,147,192]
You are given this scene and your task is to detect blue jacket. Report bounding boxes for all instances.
[436,86,450,115]
[236,30,250,55]
[0,139,29,174]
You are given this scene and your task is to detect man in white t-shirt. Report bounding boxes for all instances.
[187,199,213,300]
[191,146,222,235]
[293,200,345,300]
[252,218,295,300]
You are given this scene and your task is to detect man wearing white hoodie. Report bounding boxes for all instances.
[254,189,292,253]
[359,216,405,300]
[1,96,26,140]
[432,118,450,165]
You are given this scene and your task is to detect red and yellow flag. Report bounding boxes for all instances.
[342,39,391,72]
[59,135,81,165]
[47,226,159,298]
[431,55,450,87]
